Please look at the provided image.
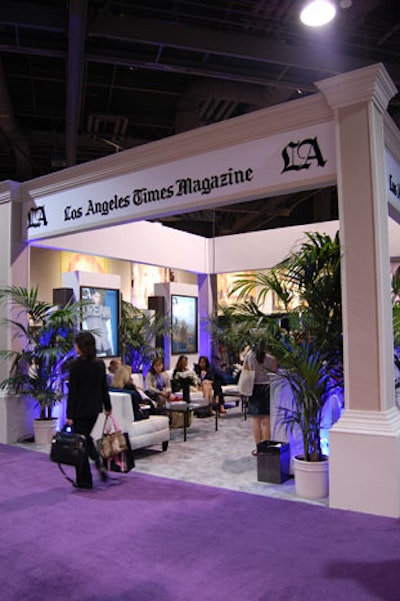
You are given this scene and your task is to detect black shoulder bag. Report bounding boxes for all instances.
[50,428,87,484]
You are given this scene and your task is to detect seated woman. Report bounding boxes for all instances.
[194,355,226,414]
[145,358,172,410]
[106,357,122,387]
[109,364,147,420]
[171,354,200,401]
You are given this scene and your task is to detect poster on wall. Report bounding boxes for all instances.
[171,294,198,355]
[80,287,119,357]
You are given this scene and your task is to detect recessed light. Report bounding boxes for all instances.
[300,0,337,27]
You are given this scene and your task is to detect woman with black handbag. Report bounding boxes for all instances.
[66,331,112,489]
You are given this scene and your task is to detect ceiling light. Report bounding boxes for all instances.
[300,0,337,27]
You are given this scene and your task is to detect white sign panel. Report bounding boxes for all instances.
[25,121,336,240]
[385,149,400,213]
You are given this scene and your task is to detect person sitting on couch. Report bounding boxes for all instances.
[171,355,200,398]
[195,355,226,414]
[109,364,148,421]
[145,358,172,410]
[106,358,122,387]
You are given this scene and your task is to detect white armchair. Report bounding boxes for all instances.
[91,391,170,452]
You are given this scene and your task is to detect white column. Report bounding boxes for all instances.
[0,181,30,380]
[197,273,215,360]
[316,64,400,516]
[0,181,31,443]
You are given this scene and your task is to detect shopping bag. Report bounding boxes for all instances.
[238,353,255,396]
[97,416,129,460]
[103,433,135,473]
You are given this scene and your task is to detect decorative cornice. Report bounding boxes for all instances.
[0,180,21,205]
[21,93,332,200]
[331,406,400,436]
[315,62,398,114]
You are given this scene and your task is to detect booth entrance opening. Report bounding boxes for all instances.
[3,63,400,517]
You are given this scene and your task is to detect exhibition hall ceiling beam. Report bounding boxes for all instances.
[0,2,65,32]
[66,0,87,168]
[89,13,396,79]
[1,4,399,87]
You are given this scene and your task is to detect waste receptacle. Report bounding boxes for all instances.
[257,440,290,484]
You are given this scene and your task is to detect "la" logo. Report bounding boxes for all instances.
[27,206,48,228]
[281,137,327,173]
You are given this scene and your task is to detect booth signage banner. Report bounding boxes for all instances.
[25,121,336,240]
[385,149,400,213]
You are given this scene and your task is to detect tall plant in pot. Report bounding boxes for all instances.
[229,232,343,498]
[119,300,170,374]
[0,286,81,443]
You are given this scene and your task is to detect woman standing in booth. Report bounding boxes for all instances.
[246,346,277,456]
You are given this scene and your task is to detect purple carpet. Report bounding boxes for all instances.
[1,443,400,601]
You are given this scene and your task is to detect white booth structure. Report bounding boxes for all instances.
[1,63,400,517]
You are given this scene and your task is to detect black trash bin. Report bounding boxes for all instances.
[257,440,290,484]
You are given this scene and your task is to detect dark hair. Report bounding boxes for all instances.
[175,355,188,372]
[149,357,164,375]
[198,356,210,370]
[75,331,97,361]
[255,348,266,364]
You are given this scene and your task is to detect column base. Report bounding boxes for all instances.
[329,407,400,517]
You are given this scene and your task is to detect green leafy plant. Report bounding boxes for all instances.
[119,300,170,373]
[212,231,343,462]
[392,266,400,349]
[0,286,81,419]
[206,304,257,366]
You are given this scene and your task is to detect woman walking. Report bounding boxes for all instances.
[66,331,112,489]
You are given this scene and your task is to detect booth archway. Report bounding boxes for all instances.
[1,63,400,517]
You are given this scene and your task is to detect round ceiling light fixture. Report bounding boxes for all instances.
[300,0,337,27]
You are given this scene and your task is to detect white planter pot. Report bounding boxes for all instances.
[0,392,37,444]
[33,418,58,445]
[293,455,329,499]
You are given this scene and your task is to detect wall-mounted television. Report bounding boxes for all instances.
[80,286,120,357]
[171,294,198,355]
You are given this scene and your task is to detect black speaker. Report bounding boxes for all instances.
[53,288,75,307]
[148,296,165,350]
[148,296,165,314]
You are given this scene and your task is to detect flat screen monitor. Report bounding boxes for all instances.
[80,286,119,357]
[171,294,198,355]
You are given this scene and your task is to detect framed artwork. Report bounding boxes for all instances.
[80,286,120,357]
[171,294,198,355]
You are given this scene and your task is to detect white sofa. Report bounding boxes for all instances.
[91,391,170,452]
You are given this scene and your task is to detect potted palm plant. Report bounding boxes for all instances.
[0,286,82,444]
[224,232,343,498]
[119,300,170,374]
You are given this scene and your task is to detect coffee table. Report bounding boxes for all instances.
[166,400,218,441]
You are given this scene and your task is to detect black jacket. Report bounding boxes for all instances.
[67,357,111,420]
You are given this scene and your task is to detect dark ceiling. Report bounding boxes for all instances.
[0,0,399,237]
